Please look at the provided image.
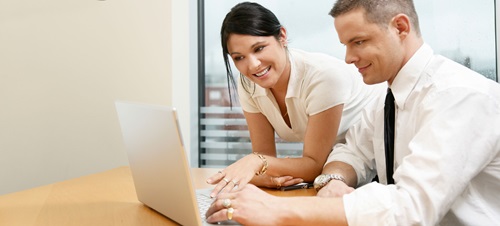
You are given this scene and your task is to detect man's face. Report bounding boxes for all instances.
[334,8,405,85]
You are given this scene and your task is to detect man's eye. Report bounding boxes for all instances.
[355,41,364,45]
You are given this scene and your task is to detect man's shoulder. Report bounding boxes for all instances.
[428,55,498,92]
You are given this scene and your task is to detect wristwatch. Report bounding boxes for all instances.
[313,174,346,191]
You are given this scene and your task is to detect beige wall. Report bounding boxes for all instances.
[0,0,176,195]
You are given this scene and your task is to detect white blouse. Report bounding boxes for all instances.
[238,48,385,145]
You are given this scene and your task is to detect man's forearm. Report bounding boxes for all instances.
[278,196,348,225]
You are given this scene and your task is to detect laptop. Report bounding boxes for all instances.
[115,101,237,226]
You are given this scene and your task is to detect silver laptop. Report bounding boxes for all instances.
[115,101,235,226]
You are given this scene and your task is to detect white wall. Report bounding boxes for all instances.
[0,0,184,195]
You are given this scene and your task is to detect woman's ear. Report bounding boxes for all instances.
[280,26,288,47]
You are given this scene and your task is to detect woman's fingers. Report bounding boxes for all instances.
[206,170,225,184]
[269,175,304,188]
[210,171,252,197]
[281,178,304,187]
[210,176,231,198]
[208,154,262,197]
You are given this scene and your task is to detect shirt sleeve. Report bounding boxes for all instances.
[326,95,381,186]
[343,87,500,225]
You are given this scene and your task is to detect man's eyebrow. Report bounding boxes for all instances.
[347,35,362,44]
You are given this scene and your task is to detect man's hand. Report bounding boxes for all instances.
[316,179,355,197]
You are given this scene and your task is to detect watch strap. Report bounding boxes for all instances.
[314,174,346,191]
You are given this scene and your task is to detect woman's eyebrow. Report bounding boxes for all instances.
[229,41,267,56]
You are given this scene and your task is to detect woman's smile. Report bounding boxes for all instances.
[254,66,271,77]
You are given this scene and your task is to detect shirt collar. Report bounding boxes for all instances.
[390,43,433,110]
[286,49,300,99]
[251,80,267,97]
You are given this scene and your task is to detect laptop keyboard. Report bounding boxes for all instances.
[197,192,213,220]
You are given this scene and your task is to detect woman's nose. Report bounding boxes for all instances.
[248,55,261,70]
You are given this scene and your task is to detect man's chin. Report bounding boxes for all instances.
[362,77,379,85]
[360,73,387,85]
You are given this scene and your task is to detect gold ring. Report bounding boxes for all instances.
[223,178,230,183]
[222,198,231,208]
[227,207,234,220]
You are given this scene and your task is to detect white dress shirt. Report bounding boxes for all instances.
[326,44,500,225]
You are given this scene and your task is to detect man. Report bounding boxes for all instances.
[205,0,500,225]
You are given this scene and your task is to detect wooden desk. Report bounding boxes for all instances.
[0,167,316,226]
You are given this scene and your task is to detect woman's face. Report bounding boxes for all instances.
[226,29,289,89]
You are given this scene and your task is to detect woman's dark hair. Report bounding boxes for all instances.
[220,2,282,106]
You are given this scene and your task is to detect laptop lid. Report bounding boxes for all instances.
[115,101,203,226]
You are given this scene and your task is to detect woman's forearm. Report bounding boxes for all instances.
[263,155,324,181]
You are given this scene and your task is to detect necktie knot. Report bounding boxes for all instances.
[385,88,395,105]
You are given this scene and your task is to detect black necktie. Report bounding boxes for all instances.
[384,88,395,184]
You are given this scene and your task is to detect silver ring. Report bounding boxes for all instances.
[230,180,239,186]
[222,198,231,208]
[223,178,230,183]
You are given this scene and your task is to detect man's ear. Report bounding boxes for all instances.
[392,14,411,38]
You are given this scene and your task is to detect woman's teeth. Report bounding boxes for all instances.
[255,67,270,77]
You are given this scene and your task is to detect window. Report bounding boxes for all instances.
[197,0,498,168]
[417,0,497,81]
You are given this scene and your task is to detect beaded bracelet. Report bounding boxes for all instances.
[253,152,268,176]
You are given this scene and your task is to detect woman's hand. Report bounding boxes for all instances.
[206,153,263,197]
[251,174,304,189]
[206,153,304,197]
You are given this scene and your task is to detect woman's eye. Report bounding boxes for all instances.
[233,56,243,61]
[255,46,265,52]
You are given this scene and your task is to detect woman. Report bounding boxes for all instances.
[206,2,384,197]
